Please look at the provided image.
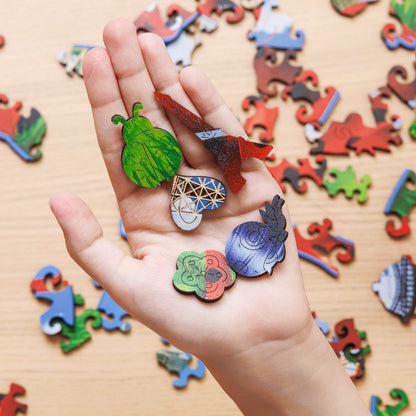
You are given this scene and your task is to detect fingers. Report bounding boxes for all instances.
[49,191,138,313]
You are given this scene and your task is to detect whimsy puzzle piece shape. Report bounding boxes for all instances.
[57,44,96,77]
[294,218,354,278]
[267,155,327,193]
[248,0,305,49]
[197,0,245,28]
[372,255,416,323]
[57,300,102,353]
[371,389,410,416]
[157,339,206,388]
[167,32,201,70]
[254,48,302,97]
[329,319,364,356]
[382,0,416,50]
[307,112,402,156]
[31,265,75,336]
[225,194,288,277]
[384,169,416,238]
[323,165,372,203]
[282,70,340,126]
[173,250,236,302]
[134,2,199,44]
[387,64,416,109]
[330,0,379,17]
[0,383,27,416]
[369,86,398,125]
[0,94,46,162]
[171,175,226,231]
[155,91,272,193]
[112,103,181,187]
[242,93,278,143]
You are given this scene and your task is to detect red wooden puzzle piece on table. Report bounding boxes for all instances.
[329,319,363,356]
[293,218,355,277]
[0,383,27,416]
[267,155,326,193]
[282,70,340,126]
[197,0,245,24]
[387,63,416,109]
[242,93,278,143]
[254,48,303,97]
[155,91,272,193]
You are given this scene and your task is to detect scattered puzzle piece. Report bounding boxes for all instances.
[57,44,96,77]
[155,91,272,193]
[330,0,379,17]
[157,339,205,388]
[294,218,355,277]
[312,311,330,335]
[0,94,46,162]
[323,165,372,203]
[242,93,278,142]
[266,155,327,193]
[0,383,27,416]
[167,32,201,70]
[371,388,410,416]
[112,103,182,187]
[173,250,236,302]
[384,169,416,238]
[372,255,416,323]
[410,118,416,139]
[225,194,288,277]
[171,175,226,231]
[197,0,245,26]
[387,64,416,109]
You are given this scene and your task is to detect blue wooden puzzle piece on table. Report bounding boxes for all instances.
[35,286,75,335]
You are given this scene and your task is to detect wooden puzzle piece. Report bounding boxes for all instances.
[157,339,206,388]
[0,383,27,416]
[372,255,416,323]
[0,94,46,162]
[329,319,364,356]
[330,0,379,17]
[387,64,416,109]
[57,44,96,77]
[371,389,410,416]
[248,0,305,50]
[382,0,416,50]
[197,0,245,27]
[282,70,340,126]
[293,218,355,278]
[171,175,226,231]
[384,169,416,238]
[242,93,278,142]
[312,311,330,335]
[155,91,272,193]
[97,289,131,333]
[31,265,75,336]
[0,36,4,48]
[166,32,201,70]
[112,103,182,187]
[307,112,402,156]
[323,165,372,203]
[266,155,327,193]
[225,194,288,277]
[410,118,416,139]
[134,2,199,44]
[173,250,236,302]
[254,48,303,97]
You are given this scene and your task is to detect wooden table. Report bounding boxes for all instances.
[1,0,415,414]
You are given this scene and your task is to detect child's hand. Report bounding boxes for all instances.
[50,18,370,416]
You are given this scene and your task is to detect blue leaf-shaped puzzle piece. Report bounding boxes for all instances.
[35,286,75,335]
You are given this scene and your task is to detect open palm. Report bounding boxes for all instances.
[50,18,311,363]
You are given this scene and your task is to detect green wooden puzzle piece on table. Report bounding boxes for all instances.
[112,103,182,187]
[323,165,372,203]
[373,388,409,416]
[409,119,416,139]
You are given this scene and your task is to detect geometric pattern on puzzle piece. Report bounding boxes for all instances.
[381,0,416,50]
[387,63,416,109]
[330,0,380,17]
[323,165,372,203]
[0,383,27,416]
[267,155,327,193]
[0,94,47,162]
[370,388,410,416]
[247,0,305,50]
[384,169,416,238]
[293,218,355,278]
[157,338,206,388]
[171,175,226,231]
[372,255,416,323]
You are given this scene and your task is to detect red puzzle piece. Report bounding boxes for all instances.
[242,93,278,143]
[387,63,416,109]
[0,383,27,416]
[197,0,245,23]
[329,319,363,356]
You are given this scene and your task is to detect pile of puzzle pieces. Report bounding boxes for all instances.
[30,265,131,353]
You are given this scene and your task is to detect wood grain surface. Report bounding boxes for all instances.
[0,0,415,415]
